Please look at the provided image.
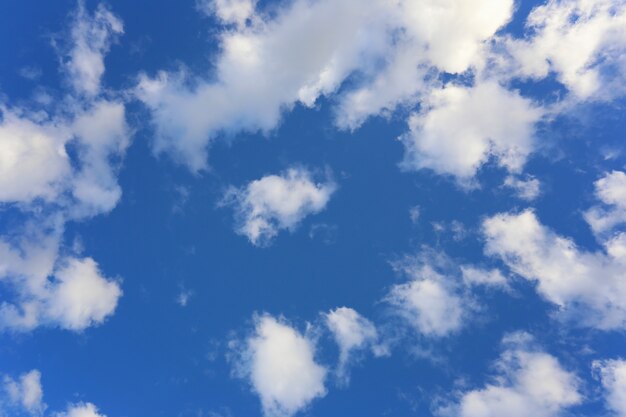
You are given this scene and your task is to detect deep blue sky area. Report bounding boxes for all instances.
[1,1,626,417]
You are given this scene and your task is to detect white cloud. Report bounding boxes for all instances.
[387,257,468,337]
[400,82,542,183]
[65,2,124,96]
[223,167,335,245]
[324,307,382,384]
[233,315,327,417]
[198,0,257,27]
[503,175,541,201]
[502,0,626,99]
[138,0,516,170]
[460,266,508,289]
[483,209,626,329]
[0,109,71,203]
[3,370,45,416]
[442,333,581,417]
[0,232,122,332]
[584,171,626,238]
[594,358,626,417]
[0,3,127,333]
[56,403,107,417]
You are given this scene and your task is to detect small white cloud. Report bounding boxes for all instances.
[504,175,541,201]
[3,370,45,416]
[232,315,327,417]
[400,82,542,184]
[584,171,626,238]
[198,0,257,27]
[324,307,382,384]
[65,2,124,96]
[409,205,421,224]
[460,266,508,289]
[387,258,467,337]
[223,167,336,246]
[483,209,626,329]
[593,358,626,417]
[0,233,122,332]
[56,402,107,417]
[441,333,581,417]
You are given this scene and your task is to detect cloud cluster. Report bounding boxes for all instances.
[232,315,327,417]
[441,333,581,417]
[223,167,335,245]
[137,0,626,185]
[0,3,127,332]
[584,170,626,238]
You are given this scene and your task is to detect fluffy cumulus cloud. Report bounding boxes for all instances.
[56,403,108,417]
[324,307,383,383]
[223,167,335,245]
[137,0,626,184]
[2,370,45,416]
[400,82,542,183]
[594,358,626,417]
[232,315,327,417]
[483,209,626,329]
[387,254,470,337]
[137,0,517,171]
[441,333,581,417]
[502,0,626,99]
[0,2,128,332]
[584,170,626,238]
[0,234,122,332]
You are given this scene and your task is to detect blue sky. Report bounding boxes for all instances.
[1,1,626,417]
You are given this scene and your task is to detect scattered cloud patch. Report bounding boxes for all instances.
[440,332,581,417]
[325,307,384,384]
[483,209,626,329]
[503,175,541,201]
[231,315,327,417]
[223,167,336,246]
[2,370,45,416]
[594,358,626,417]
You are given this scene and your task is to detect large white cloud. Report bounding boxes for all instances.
[441,333,581,417]
[137,0,516,171]
[233,315,327,417]
[594,358,626,417]
[2,370,45,416]
[223,167,335,245]
[483,209,626,329]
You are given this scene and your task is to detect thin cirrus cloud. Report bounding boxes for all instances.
[230,315,327,417]
[0,2,127,332]
[222,167,336,246]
